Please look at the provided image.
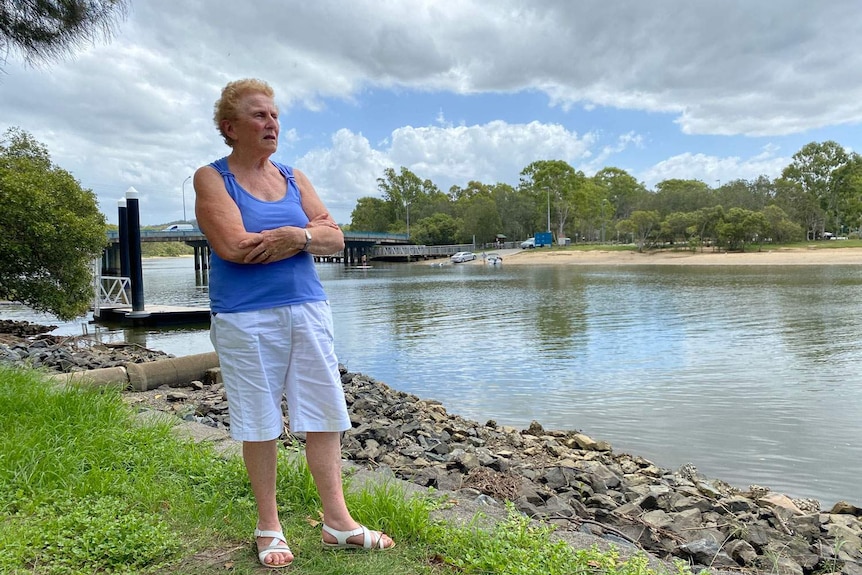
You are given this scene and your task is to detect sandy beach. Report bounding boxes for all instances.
[494,246,862,266]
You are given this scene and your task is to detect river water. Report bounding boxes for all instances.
[2,257,860,507]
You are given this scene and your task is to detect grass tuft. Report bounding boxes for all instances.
[0,364,710,575]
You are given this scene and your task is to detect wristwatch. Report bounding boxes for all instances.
[302,228,312,251]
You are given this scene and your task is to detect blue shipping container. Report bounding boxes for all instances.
[535,232,553,247]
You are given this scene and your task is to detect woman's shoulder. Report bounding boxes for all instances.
[209,156,230,172]
[270,160,296,179]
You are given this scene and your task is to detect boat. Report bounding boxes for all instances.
[485,253,503,265]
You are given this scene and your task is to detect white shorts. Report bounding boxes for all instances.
[209,300,351,441]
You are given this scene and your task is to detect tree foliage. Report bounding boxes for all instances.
[348,196,392,233]
[617,211,660,252]
[347,140,858,250]
[376,166,443,236]
[519,160,586,238]
[0,0,129,69]
[411,213,458,245]
[457,195,501,244]
[778,141,853,238]
[0,128,107,319]
[593,167,647,220]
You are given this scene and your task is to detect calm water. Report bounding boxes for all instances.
[3,257,860,507]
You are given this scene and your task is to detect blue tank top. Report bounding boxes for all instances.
[207,157,327,313]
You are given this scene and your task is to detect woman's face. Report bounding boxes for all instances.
[227,92,279,152]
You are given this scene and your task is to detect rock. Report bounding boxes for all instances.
[7,324,861,573]
[825,524,862,554]
[677,538,737,568]
[725,539,758,565]
[526,420,544,435]
[721,495,757,513]
[832,501,862,517]
[759,492,805,515]
[842,559,862,575]
[764,555,804,575]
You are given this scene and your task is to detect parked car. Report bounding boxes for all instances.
[520,238,535,249]
[450,251,476,263]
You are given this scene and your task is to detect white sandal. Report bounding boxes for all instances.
[321,523,394,550]
[254,528,293,568]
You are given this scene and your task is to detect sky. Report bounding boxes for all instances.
[2,1,861,227]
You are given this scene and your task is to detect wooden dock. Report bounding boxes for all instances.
[94,304,211,327]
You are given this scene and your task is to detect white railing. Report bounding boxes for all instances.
[371,244,475,257]
[91,260,130,318]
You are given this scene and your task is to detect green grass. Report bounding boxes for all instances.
[0,365,706,575]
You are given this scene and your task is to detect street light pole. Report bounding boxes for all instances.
[182,175,191,222]
[546,187,551,233]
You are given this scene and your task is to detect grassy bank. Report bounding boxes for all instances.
[0,365,701,575]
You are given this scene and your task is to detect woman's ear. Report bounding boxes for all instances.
[221,119,236,142]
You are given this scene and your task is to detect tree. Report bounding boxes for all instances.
[831,153,862,236]
[714,177,772,212]
[773,177,822,240]
[617,210,660,251]
[0,0,129,70]
[457,195,501,245]
[780,141,851,237]
[761,205,804,243]
[0,128,107,319]
[650,179,714,215]
[592,167,647,220]
[349,196,393,232]
[691,205,725,250]
[491,183,534,242]
[411,213,458,245]
[660,211,696,246]
[519,160,585,239]
[715,208,769,251]
[376,167,441,236]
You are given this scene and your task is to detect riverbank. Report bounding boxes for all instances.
[497,246,862,266]
[2,320,861,574]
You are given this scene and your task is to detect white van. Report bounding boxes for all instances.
[163,224,194,231]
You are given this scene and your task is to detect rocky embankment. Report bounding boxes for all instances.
[1,320,860,575]
[0,319,173,370]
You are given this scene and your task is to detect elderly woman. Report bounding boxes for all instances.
[194,78,393,568]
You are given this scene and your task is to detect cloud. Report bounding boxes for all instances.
[0,0,859,226]
[294,130,391,224]
[295,121,596,223]
[640,145,790,189]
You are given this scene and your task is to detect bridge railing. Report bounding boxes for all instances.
[371,243,475,257]
[106,229,410,243]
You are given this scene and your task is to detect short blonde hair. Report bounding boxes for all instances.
[213,78,275,147]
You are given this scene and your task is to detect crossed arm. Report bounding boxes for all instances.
[194,166,344,265]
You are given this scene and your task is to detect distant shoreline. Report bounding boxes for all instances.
[497,246,862,266]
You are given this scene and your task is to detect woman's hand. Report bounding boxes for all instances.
[238,227,303,264]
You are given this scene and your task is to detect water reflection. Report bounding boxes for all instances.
[3,257,861,506]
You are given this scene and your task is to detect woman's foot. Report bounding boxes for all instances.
[321,522,394,549]
[254,527,294,568]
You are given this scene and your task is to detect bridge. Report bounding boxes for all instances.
[105,229,412,245]
[95,227,478,325]
[101,229,474,275]
[95,189,479,326]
